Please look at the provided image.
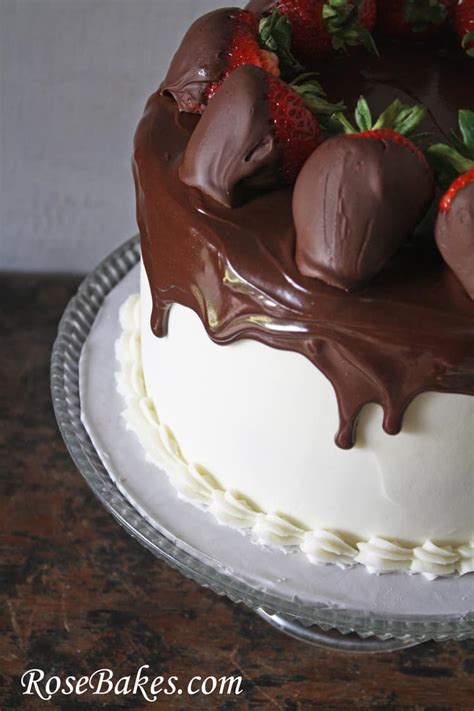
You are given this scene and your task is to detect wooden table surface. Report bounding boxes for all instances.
[1,273,473,711]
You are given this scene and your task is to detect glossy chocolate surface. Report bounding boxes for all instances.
[162,8,239,113]
[134,41,474,449]
[180,66,283,207]
[293,135,435,290]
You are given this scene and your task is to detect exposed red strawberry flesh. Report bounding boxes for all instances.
[351,128,428,165]
[358,0,377,30]
[250,0,377,62]
[377,0,455,39]
[439,169,474,213]
[206,10,280,101]
[277,0,331,63]
[265,74,322,182]
[454,0,474,54]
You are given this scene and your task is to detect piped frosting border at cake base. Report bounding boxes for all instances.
[115,294,474,580]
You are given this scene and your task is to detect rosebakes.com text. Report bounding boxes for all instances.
[21,666,244,702]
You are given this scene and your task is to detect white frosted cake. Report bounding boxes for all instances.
[116,269,474,579]
[118,4,474,579]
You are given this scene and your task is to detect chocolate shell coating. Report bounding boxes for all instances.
[436,182,474,300]
[162,8,239,113]
[179,66,282,208]
[293,136,435,291]
[135,40,474,449]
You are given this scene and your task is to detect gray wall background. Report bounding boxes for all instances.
[1,0,240,272]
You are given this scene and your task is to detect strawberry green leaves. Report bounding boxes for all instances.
[461,30,474,56]
[427,110,474,184]
[259,12,346,126]
[259,10,304,77]
[323,0,378,55]
[334,97,426,137]
[376,102,426,136]
[290,73,346,117]
[403,0,448,32]
[428,146,474,179]
[455,1,474,56]
[354,95,372,131]
[457,110,474,158]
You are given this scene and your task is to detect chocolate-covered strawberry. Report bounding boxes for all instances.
[294,98,435,291]
[162,8,280,114]
[248,0,377,63]
[376,0,456,39]
[454,0,474,56]
[427,110,474,299]
[180,65,343,207]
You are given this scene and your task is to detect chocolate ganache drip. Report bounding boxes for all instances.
[134,42,474,449]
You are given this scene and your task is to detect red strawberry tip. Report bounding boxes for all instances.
[439,169,474,212]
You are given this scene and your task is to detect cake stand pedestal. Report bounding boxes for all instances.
[51,236,474,651]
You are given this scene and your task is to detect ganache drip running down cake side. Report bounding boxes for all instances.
[118,1,474,579]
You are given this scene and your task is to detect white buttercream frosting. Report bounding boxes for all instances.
[411,541,461,581]
[209,490,259,528]
[302,531,358,567]
[253,513,306,548]
[116,294,473,579]
[457,543,474,576]
[356,538,414,574]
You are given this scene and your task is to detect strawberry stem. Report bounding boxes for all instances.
[426,110,474,183]
[290,72,326,96]
[462,31,474,57]
[336,113,357,133]
[290,74,346,118]
[403,0,448,32]
[426,145,474,176]
[458,110,474,158]
[323,0,379,56]
[354,96,372,131]
[334,97,426,137]
[259,10,304,78]
[392,105,426,136]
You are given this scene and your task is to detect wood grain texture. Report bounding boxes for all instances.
[1,274,473,710]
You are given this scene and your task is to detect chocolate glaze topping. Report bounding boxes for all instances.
[294,135,435,290]
[180,66,282,207]
[162,8,239,113]
[436,181,474,300]
[135,41,474,449]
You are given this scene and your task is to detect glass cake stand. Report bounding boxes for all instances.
[51,236,474,652]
